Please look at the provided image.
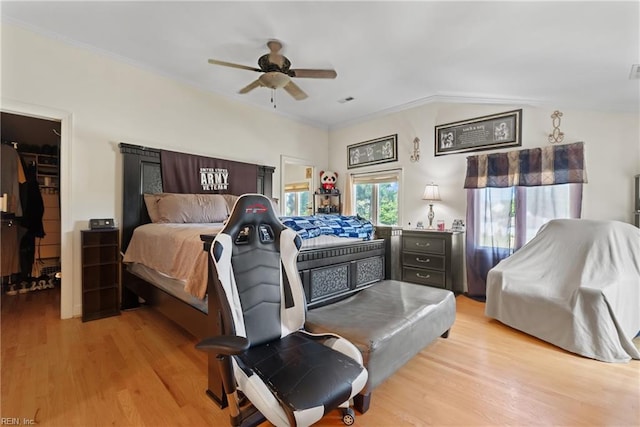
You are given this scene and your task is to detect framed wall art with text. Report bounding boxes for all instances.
[348,134,398,168]
[435,109,522,156]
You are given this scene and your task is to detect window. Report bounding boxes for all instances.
[351,170,401,226]
[283,182,310,216]
[519,184,576,244]
[477,186,516,249]
[464,142,586,297]
[476,183,581,250]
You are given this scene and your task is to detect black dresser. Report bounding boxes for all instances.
[401,229,464,293]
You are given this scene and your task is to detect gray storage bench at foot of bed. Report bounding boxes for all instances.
[305,280,456,414]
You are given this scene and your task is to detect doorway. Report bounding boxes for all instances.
[280,156,315,216]
[0,101,71,320]
[1,112,62,311]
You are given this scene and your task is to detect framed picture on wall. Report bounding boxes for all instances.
[347,134,398,169]
[435,109,522,156]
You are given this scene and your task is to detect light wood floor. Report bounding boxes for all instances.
[1,288,639,426]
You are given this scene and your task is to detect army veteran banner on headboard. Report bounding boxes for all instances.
[160,149,258,195]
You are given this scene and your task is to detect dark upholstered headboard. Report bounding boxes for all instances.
[119,143,275,251]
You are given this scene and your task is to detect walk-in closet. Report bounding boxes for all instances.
[1,112,61,303]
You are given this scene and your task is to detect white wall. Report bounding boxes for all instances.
[284,163,310,184]
[4,22,638,318]
[329,103,640,228]
[1,23,329,318]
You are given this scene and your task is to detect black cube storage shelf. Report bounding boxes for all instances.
[81,228,120,322]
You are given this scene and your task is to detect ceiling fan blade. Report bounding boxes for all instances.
[290,69,337,79]
[238,79,263,94]
[283,80,308,100]
[208,59,261,72]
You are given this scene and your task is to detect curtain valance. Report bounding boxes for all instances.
[464,141,587,189]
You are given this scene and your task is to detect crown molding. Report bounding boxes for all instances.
[328,93,546,131]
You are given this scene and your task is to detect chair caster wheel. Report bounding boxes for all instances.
[342,407,355,425]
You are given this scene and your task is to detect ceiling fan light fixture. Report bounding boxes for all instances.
[259,72,291,89]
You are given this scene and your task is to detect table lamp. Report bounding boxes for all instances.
[422,183,441,229]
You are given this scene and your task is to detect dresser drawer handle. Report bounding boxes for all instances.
[416,273,431,279]
[416,242,430,247]
[416,257,430,263]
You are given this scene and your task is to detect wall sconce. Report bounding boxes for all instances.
[410,137,420,162]
[422,183,441,229]
[548,110,565,144]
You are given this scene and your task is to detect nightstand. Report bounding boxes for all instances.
[401,229,463,292]
[81,229,120,321]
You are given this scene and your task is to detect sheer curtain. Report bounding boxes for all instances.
[464,142,587,298]
[466,187,516,297]
[343,173,354,215]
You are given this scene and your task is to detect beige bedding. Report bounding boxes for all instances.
[123,223,224,299]
[123,222,367,300]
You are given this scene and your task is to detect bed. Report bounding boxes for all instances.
[119,143,387,406]
[485,219,640,363]
[123,214,378,306]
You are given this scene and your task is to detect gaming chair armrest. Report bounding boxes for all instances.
[196,336,250,356]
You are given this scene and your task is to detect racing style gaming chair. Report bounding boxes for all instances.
[196,194,368,427]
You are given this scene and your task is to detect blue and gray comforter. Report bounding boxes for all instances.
[279,215,374,240]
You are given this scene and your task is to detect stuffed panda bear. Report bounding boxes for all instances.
[319,170,338,193]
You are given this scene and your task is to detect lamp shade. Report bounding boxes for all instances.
[422,183,441,201]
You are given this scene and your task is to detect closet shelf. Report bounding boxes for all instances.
[20,151,59,192]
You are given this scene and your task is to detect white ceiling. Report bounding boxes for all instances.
[2,1,639,129]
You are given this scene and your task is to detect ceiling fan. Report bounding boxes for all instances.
[208,40,337,101]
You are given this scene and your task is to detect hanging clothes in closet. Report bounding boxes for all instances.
[1,219,19,278]
[1,142,25,215]
[1,142,26,277]
[18,160,45,283]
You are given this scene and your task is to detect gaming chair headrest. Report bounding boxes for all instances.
[222,194,289,248]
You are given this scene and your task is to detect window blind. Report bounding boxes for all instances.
[351,169,401,184]
[284,181,310,192]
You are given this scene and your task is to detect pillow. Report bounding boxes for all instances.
[269,197,280,214]
[220,194,280,215]
[154,193,230,223]
[143,193,165,223]
[221,194,239,213]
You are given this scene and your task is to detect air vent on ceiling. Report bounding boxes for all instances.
[630,64,640,80]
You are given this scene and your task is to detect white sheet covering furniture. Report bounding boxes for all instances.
[485,219,640,363]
